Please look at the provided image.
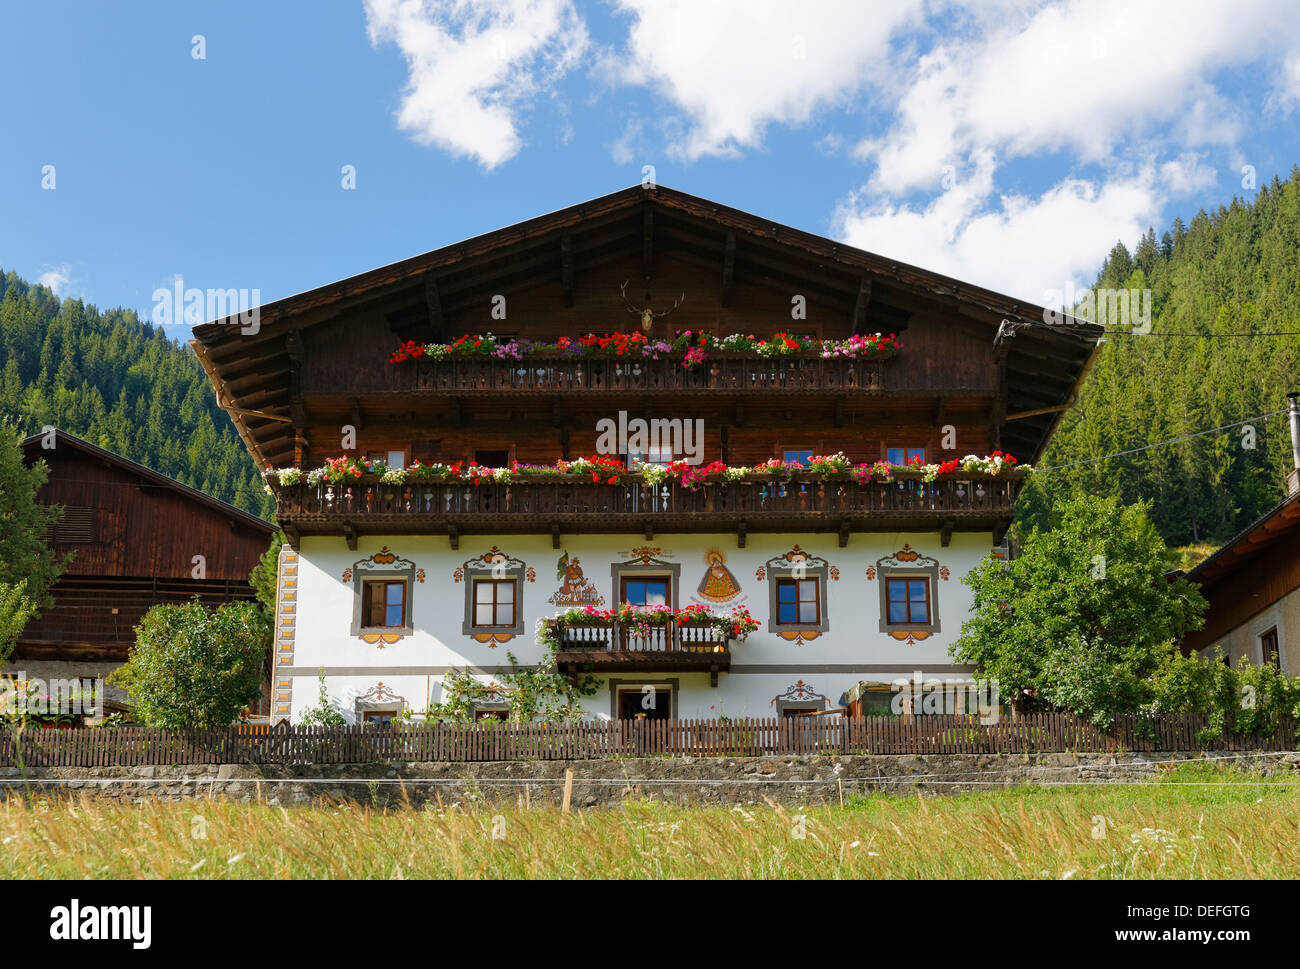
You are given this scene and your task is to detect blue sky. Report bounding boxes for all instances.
[3,0,1299,332]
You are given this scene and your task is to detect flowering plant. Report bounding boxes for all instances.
[389,330,901,369]
[554,602,760,643]
[267,452,1026,489]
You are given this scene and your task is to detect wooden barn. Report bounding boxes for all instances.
[8,429,276,717]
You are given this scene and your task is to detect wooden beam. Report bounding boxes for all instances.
[838,520,851,548]
[721,231,736,307]
[424,274,443,340]
[852,276,873,334]
[643,206,654,280]
[349,398,363,431]
[941,519,954,547]
[447,522,459,551]
[737,520,747,548]
[343,522,358,552]
[1006,401,1074,421]
[644,521,654,540]
[552,523,561,550]
[833,397,845,428]
[560,234,574,307]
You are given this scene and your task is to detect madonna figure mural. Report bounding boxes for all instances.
[695,548,741,603]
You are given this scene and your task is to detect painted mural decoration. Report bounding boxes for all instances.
[355,682,406,716]
[547,551,605,606]
[454,546,535,645]
[693,547,743,604]
[771,680,831,709]
[619,545,674,566]
[866,544,948,645]
[343,547,424,647]
[756,545,838,645]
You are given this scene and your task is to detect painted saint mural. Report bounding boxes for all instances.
[695,548,742,603]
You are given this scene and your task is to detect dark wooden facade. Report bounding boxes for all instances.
[16,431,276,663]
[191,186,1101,547]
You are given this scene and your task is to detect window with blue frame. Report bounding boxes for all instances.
[886,447,926,465]
[783,449,814,466]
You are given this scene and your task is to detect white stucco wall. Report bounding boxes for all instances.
[280,531,996,723]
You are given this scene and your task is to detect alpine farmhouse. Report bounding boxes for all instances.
[191,187,1102,725]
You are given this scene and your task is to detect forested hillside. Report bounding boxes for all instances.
[0,272,273,518]
[1020,167,1300,548]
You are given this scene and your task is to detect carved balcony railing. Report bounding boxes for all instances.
[547,618,731,681]
[389,353,891,395]
[275,472,1025,539]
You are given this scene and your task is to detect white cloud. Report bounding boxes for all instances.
[833,156,1208,305]
[36,265,73,297]
[859,0,1299,193]
[605,0,924,160]
[364,0,589,169]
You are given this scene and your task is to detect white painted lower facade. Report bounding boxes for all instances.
[273,531,997,724]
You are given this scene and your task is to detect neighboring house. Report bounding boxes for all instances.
[1181,395,1300,672]
[9,429,276,716]
[190,185,1101,725]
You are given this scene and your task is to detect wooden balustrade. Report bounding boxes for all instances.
[276,472,1024,536]
[388,353,890,394]
[548,618,727,654]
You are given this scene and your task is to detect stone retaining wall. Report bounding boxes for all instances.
[4,751,1298,808]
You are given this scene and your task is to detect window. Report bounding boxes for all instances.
[782,449,814,466]
[366,450,406,470]
[616,685,672,720]
[886,577,931,625]
[362,580,406,628]
[472,578,517,628]
[621,577,669,606]
[47,505,96,544]
[474,449,510,468]
[875,547,943,636]
[460,555,528,637]
[776,578,820,625]
[473,707,510,722]
[363,709,400,727]
[627,445,673,468]
[1260,627,1281,668]
[886,447,926,465]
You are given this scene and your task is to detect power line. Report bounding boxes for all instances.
[1035,408,1291,473]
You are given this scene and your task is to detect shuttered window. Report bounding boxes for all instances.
[48,506,96,544]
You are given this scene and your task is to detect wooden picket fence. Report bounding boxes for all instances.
[1,714,1296,768]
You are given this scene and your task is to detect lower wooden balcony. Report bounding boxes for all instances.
[275,472,1025,547]
[548,619,731,684]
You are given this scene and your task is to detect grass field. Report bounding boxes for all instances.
[2,764,1298,879]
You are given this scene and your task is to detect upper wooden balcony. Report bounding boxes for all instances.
[275,471,1026,547]
[359,353,893,397]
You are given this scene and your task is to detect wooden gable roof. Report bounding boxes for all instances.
[190,184,1102,469]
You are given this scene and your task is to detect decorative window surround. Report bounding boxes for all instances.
[455,547,533,644]
[868,545,947,644]
[757,546,837,642]
[611,547,680,608]
[354,682,406,721]
[470,682,512,720]
[344,547,424,645]
[772,680,831,716]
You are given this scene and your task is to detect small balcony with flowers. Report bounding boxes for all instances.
[543,603,760,685]
[383,330,902,396]
[266,452,1029,547]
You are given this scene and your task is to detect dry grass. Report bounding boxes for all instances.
[1,764,1298,879]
